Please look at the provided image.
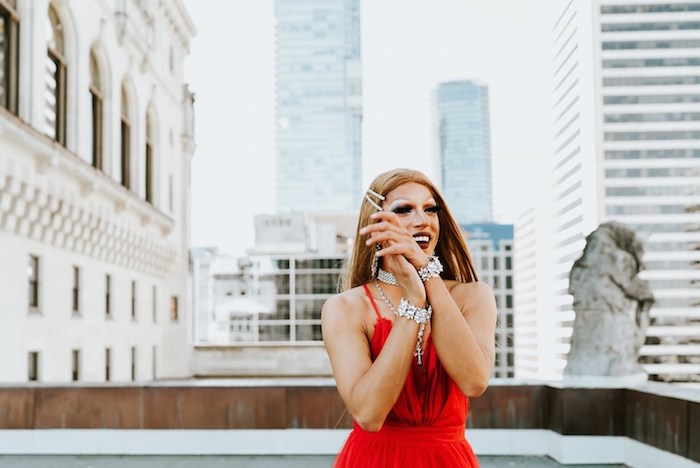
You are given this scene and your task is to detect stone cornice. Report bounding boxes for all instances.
[158,0,196,52]
[0,109,178,278]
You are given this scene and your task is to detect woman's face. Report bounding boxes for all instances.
[382,182,441,255]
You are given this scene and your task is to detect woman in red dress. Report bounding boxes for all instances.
[322,169,497,467]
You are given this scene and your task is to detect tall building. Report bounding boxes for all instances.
[513,208,557,380]
[0,0,196,382]
[539,0,700,381]
[191,249,342,377]
[463,223,514,378]
[274,0,362,213]
[435,81,493,224]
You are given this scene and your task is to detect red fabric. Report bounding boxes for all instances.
[334,286,479,467]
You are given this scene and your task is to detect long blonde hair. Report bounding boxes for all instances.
[341,168,478,291]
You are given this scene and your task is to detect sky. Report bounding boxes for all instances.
[184,0,554,257]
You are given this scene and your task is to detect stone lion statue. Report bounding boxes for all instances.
[564,222,654,378]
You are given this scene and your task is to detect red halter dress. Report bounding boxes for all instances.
[333,284,479,468]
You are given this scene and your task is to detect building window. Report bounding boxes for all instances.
[152,285,157,322]
[89,51,103,170]
[105,274,111,317]
[120,84,131,189]
[105,348,111,381]
[71,349,80,381]
[168,174,173,212]
[145,109,154,204]
[28,351,39,381]
[28,255,40,309]
[71,266,80,313]
[131,346,136,381]
[131,280,136,319]
[0,0,20,114]
[170,296,178,321]
[45,5,67,146]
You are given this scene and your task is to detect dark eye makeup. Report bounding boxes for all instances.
[391,205,413,214]
[390,204,441,215]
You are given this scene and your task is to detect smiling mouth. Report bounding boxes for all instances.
[413,235,430,243]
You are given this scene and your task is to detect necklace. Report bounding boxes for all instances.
[374,279,428,365]
[377,268,398,286]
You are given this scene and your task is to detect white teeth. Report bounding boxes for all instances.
[414,236,429,243]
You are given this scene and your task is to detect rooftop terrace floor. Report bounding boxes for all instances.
[0,455,628,467]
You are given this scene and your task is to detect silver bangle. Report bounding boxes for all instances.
[417,255,443,282]
[397,298,432,324]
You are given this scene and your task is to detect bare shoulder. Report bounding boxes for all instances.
[321,287,370,331]
[444,280,497,315]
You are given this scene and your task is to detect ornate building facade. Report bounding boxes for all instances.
[0,0,196,382]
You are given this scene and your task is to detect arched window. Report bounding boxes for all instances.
[120,84,131,189]
[45,4,67,145]
[0,0,19,114]
[89,51,103,170]
[145,109,154,203]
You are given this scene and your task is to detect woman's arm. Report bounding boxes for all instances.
[321,291,420,432]
[425,279,497,397]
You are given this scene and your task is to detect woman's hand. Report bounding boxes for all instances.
[359,211,427,304]
[360,211,430,268]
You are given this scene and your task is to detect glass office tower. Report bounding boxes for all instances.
[275,0,362,213]
[435,80,493,224]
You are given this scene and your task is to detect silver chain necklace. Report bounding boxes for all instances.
[374,280,428,365]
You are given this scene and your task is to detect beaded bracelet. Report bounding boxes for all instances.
[397,298,432,324]
[417,255,443,282]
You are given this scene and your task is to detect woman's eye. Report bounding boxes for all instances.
[391,205,413,214]
[425,205,441,214]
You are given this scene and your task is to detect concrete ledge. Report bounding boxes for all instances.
[192,346,332,378]
[0,429,697,468]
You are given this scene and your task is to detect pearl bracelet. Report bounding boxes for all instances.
[417,255,443,282]
[397,298,432,324]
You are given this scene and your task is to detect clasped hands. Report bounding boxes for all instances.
[359,211,430,305]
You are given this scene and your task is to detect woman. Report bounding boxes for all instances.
[322,168,497,467]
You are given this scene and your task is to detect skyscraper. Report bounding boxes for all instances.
[274,0,362,214]
[435,80,493,224]
[518,0,700,381]
[463,223,515,378]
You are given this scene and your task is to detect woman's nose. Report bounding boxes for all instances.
[412,209,429,226]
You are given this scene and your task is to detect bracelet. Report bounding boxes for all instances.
[396,298,432,324]
[417,255,443,282]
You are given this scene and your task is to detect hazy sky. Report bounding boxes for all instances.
[184,0,554,256]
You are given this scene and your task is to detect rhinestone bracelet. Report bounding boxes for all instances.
[417,255,443,282]
[396,298,432,324]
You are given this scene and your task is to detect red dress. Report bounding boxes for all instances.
[333,285,479,468]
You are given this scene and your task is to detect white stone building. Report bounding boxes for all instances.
[191,249,341,377]
[191,215,347,377]
[0,0,196,383]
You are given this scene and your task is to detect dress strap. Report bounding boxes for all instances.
[362,283,382,320]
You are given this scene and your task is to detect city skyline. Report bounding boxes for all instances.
[184,0,551,256]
